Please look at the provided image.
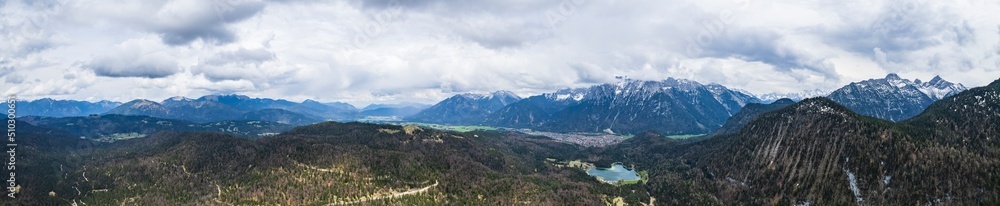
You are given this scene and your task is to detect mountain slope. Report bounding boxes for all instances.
[481,89,590,127]
[706,98,796,137]
[241,108,324,125]
[160,97,245,122]
[320,100,359,111]
[905,78,1000,141]
[534,88,590,113]
[407,91,521,124]
[108,98,244,122]
[694,98,907,204]
[106,99,172,117]
[828,73,966,121]
[483,100,552,128]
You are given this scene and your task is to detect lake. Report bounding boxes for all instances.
[587,163,640,183]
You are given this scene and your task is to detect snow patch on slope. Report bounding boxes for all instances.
[845,169,863,204]
[844,157,864,204]
[757,89,830,102]
[131,99,158,108]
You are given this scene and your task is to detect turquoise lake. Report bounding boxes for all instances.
[586,163,640,182]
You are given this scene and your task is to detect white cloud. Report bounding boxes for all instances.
[85,39,181,78]
[2,0,999,105]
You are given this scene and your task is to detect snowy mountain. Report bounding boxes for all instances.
[487,78,761,135]
[406,91,522,124]
[827,73,967,122]
[914,75,968,99]
[757,89,830,103]
[545,88,589,102]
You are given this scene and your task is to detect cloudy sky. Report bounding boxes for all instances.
[2,0,999,106]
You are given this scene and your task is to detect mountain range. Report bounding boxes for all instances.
[105,95,356,124]
[378,74,968,135]
[827,73,967,121]
[7,77,997,205]
[479,78,761,135]
[2,98,121,117]
[8,74,973,135]
[699,73,970,143]
[537,79,760,135]
[409,78,762,135]
[751,73,966,122]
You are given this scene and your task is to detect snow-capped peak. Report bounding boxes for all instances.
[546,88,590,101]
[853,73,966,100]
[459,91,521,101]
[916,75,967,100]
[829,73,968,121]
[166,96,192,102]
[729,88,756,97]
[884,73,911,88]
[757,89,830,102]
[489,90,520,99]
[459,93,487,100]
[885,73,902,80]
[128,99,160,108]
[554,93,586,101]
[928,75,945,84]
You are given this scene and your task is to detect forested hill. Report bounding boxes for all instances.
[5,122,651,205]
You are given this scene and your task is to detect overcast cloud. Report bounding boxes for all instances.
[2,0,999,106]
